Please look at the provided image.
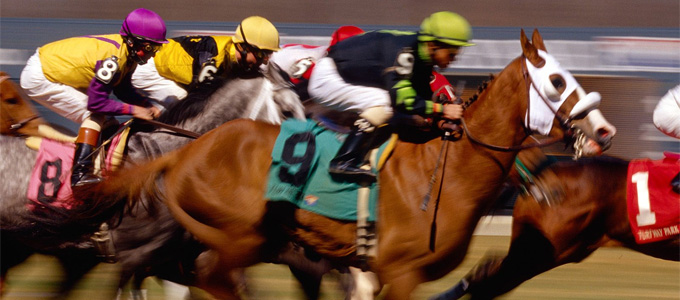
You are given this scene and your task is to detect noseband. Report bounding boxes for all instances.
[457,56,572,152]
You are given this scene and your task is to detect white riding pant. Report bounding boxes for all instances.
[131,57,188,108]
[653,84,680,139]
[308,57,392,125]
[20,48,89,124]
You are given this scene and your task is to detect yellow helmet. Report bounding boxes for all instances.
[233,16,281,51]
[418,11,474,47]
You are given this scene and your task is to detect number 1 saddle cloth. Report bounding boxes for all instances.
[627,152,680,244]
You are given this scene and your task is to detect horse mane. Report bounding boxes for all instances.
[158,76,228,126]
[463,73,495,110]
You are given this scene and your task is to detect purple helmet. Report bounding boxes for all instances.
[119,8,167,44]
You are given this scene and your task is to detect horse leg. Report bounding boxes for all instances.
[289,265,322,300]
[55,251,100,298]
[193,250,243,300]
[381,270,423,300]
[348,267,381,300]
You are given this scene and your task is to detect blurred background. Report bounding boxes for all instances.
[2,0,679,159]
[1,2,679,299]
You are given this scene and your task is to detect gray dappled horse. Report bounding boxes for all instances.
[0,63,304,299]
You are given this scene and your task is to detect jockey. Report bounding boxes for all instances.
[20,8,167,187]
[652,84,680,193]
[131,16,281,107]
[269,25,364,100]
[307,11,474,180]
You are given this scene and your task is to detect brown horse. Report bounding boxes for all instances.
[77,29,616,299]
[431,153,680,300]
[0,71,44,137]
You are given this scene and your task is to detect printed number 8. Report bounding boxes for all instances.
[96,57,119,83]
[38,159,63,203]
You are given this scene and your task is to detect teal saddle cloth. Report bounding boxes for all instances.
[265,119,391,221]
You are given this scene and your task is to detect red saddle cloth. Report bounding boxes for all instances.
[627,152,680,244]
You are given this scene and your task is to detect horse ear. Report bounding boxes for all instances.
[521,29,545,68]
[531,28,547,51]
[266,62,289,84]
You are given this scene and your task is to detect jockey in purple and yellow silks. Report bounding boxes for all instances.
[20,8,167,187]
[306,11,474,181]
[132,16,281,107]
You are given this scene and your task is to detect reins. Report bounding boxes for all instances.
[421,57,576,246]
[136,118,201,139]
[457,57,568,152]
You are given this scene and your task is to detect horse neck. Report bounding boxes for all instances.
[461,58,530,157]
[126,76,274,164]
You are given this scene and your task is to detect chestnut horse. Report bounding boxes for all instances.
[0,71,44,137]
[0,65,306,298]
[77,29,616,299]
[431,153,680,300]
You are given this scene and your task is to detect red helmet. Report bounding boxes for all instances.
[329,25,364,46]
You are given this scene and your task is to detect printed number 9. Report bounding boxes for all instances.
[278,132,316,187]
[396,52,414,75]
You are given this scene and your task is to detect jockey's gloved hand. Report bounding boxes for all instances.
[198,59,218,83]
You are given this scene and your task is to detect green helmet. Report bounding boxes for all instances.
[418,11,474,47]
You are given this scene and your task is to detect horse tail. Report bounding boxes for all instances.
[71,150,179,226]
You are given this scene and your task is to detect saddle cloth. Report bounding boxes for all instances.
[626,152,680,244]
[26,126,131,210]
[27,138,77,209]
[265,119,395,221]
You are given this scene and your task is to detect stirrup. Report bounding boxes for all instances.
[72,173,103,187]
[329,163,376,183]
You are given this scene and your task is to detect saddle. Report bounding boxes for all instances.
[266,118,396,261]
[24,123,130,262]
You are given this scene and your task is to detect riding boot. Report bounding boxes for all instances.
[329,119,376,182]
[672,172,680,194]
[71,127,103,187]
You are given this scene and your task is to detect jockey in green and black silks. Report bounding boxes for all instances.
[307,11,475,181]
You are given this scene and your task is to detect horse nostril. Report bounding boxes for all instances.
[597,128,610,139]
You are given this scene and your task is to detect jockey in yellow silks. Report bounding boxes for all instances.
[20,8,167,187]
[131,16,281,107]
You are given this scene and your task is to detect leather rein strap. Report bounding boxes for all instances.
[136,118,201,139]
[457,56,565,152]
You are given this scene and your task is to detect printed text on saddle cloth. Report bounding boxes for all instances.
[627,152,680,244]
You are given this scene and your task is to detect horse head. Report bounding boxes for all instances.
[263,62,306,121]
[520,29,616,157]
[0,72,44,136]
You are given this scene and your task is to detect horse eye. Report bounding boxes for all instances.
[5,97,18,105]
[550,75,565,90]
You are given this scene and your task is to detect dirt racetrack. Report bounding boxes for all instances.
[3,235,678,300]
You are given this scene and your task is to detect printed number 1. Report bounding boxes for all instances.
[632,171,656,226]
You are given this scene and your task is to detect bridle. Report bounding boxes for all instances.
[0,75,41,135]
[456,56,575,152]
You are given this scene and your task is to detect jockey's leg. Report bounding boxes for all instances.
[329,107,392,181]
[71,115,104,187]
[329,118,376,180]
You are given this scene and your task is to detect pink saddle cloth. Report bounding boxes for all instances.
[26,138,77,209]
[627,152,680,244]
